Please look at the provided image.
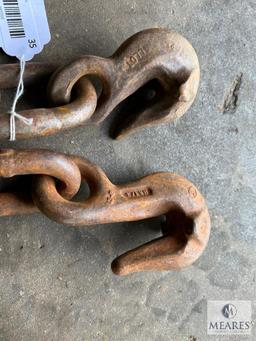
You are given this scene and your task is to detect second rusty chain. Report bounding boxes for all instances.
[0,148,210,275]
[0,28,200,140]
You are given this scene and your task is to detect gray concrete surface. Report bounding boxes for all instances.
[0,0,255,340]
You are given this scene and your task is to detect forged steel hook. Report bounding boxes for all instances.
[49,28,200,139]
[0,28,199,140]
[0,149,210,275]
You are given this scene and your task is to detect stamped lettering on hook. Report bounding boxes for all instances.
[122,187,152,199]
[122,47,147,71]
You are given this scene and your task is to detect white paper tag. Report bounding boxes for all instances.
[0,0,51,61]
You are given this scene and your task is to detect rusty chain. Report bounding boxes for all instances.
[0,28,208,275]
[0,28,200,140]
[0,148,210,275]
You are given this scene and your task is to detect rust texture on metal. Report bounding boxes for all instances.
[0,76,97,140]
[0,149,210,275]
[0,28,200,140]
[0,62,58,89]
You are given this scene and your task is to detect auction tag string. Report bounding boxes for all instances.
[8,57,33,141]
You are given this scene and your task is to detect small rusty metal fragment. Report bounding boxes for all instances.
[0,28,200,140]
[0,149,210,275]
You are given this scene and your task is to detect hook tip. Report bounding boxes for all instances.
[111,259,129,276]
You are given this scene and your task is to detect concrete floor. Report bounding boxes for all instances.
[0,0,255,340]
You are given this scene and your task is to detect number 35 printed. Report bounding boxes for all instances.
[28,39,37,48]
